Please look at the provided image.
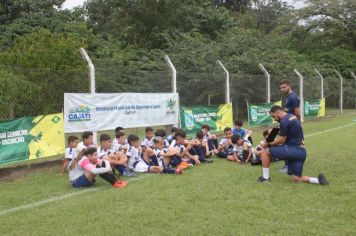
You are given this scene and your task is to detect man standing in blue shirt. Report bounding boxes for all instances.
[280,79,301,120]
[279,79,301,172]
[257,105,328,185]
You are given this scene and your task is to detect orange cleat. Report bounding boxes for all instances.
[112,181,128,188]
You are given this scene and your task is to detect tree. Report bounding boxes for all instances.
[0,29,87,117]
[292,0,356,51]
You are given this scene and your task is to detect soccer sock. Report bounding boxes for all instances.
[309,177,320,184]
[115,165,127,174]
[150,155,159,166]
[263,168,270,179]
[162,167,176,174]
[196,147,206,161]
[99,173,117,185]
[171,156,181,167]
[212,139,219,149]
[242,150,249,162]
[207,139,214,151]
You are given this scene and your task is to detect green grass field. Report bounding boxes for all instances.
[1,115,356,235]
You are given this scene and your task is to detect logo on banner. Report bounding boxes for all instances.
[68,104,91,122]
[166,99,177,116]
[184,110,195,130]
[251,107,258,122]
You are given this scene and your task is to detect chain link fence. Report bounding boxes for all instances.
[1,61,355,123]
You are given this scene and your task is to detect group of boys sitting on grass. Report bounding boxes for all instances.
[61,120,266,189]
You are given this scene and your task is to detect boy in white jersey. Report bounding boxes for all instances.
[230,134,252,163]
[167,127,178,145]
[214,127,234,159]
[112,131,129,154]
[76,131,96,154]
[154,129,170,148]
[188,131,214,163]
[201,124,218,155]
[60,136,79,175]
[112,127,128,150]
[68,147,127,188]
[169,130,198,168]
[126,134,182,174]
[153,137,183,170]
[142,127,155,149]
[98,133,134,177]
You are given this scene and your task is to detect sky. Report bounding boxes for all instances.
[62,0,306,10]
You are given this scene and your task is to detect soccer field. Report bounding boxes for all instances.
[1,115,356,236]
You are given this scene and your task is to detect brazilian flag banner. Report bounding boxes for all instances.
[247,101,282,127]
[180,103,233,135]
[0,113,64,165]
[304,98,325,117]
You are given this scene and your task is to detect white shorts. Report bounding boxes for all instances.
[133,160,150,173]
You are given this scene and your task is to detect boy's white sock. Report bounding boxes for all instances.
[263,168,270,179]
[309,177,320,184]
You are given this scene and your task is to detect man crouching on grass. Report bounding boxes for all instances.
[257,105,329,185]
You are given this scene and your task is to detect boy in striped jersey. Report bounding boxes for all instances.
[98,133,135,177]
[127,134,182,174]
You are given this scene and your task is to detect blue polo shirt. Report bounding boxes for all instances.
[280,113,303,146]
[232,127,246,138]
[285,92,299,115]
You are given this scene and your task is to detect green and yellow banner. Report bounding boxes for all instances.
[0,113,65,165]
[180,103,233,135]
[247,101,282,126]
[304,98,325,117]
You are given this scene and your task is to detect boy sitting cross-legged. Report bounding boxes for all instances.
[152,137,183,174]
[127,134,182,174]
[169,130,199,168]
[112,131,129,154]
[188,131,214,163]
[230,134,252,164]
[60,135,79,175]
[98,133,135,177]
[214,127,234,159]
[68,147,127,188]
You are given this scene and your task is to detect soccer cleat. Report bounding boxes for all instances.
[177,162,189,170]
[318,174,329,186]
[112,181,128,188]
[279,165,288,173]
[175,168,183,174]
[257,176,271,183]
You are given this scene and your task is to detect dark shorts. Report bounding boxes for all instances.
[71,174,95,188]
[269,145,307,177]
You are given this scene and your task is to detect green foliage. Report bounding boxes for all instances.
[0,0,355,120]
[0,29,87,118]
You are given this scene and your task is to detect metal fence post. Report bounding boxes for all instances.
[351,72,356,111]
[294,69,304,123]
[259,63,271,103]
[164,55,179,127]
[80,48,97,143]
[334,70,343,115]
[314,68,324,99]
[164,55,177,93]
[217,60,230,104]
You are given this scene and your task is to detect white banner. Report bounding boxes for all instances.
[64,93,179,133]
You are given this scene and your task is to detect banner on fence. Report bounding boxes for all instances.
[0,113,64,165]
[180,103,233,135]
[304,98,325,117]
[64,93,179,133]
[247,101,282,126]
